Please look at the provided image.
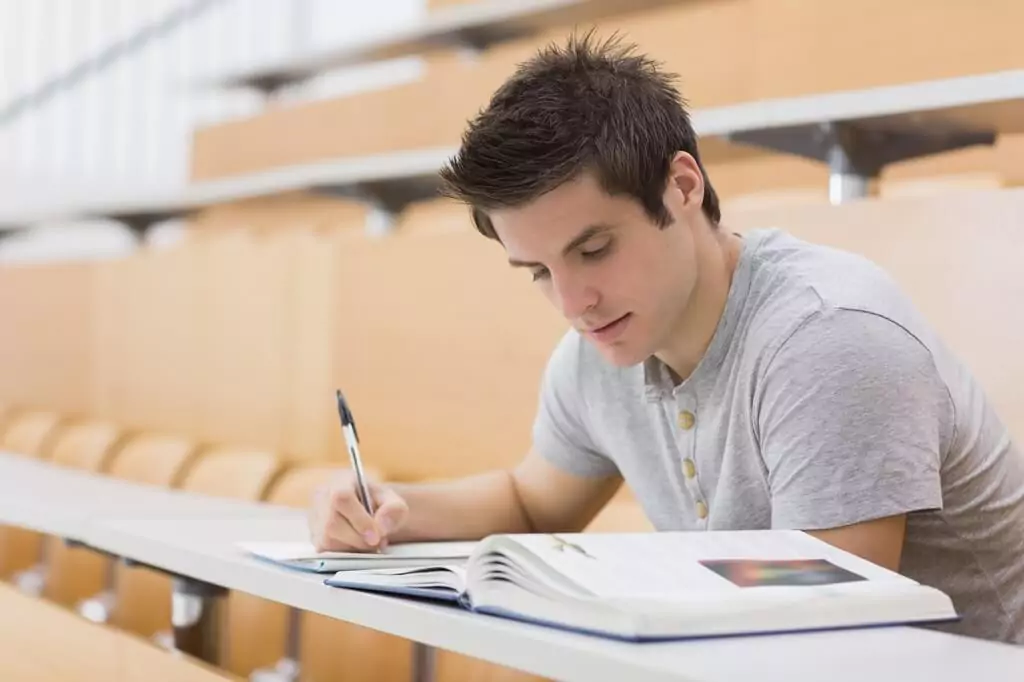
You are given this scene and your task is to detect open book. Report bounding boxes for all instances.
[240,540,477,572]
[322,530,958,641]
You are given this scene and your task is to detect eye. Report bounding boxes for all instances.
[530,267,550,282]
[580,240,612,260]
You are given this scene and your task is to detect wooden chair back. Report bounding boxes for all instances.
[0,409,65,577]
[228,463,413,682]
[42,419,131,606]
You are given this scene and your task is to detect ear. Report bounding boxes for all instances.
[666,151,705,212]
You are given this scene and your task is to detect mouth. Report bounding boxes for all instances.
[585,313,632,343]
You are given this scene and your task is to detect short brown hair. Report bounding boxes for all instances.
[438,30,721,240]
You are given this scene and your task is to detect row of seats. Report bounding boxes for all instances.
[0,405,647,682]
[0,580,236,681]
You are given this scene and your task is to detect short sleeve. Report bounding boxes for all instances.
[756,308,952,530]
[532,332,619,478]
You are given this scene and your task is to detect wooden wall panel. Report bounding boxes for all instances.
[0,263,94,416]
[188,192,369,233]
[329,221,568,481]
[193,231,291,451]
[92,248,202,436]
[594,0,755,108]
[280,229,349,460]
[749,0,1024,99]
[425,0,475,8]
[189,76,479,179]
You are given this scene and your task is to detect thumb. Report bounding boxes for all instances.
[372,485,408,536]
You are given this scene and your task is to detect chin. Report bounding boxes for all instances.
[589,341,649,368]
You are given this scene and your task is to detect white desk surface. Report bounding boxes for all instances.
[0,453,292,540]
[4,451,1024,681]
[0,146,457,231]
[86,515,1024,682]
[695,69,1024,138]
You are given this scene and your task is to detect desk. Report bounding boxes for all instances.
[4,70,1023,235]
[3,453,1024,682]
[0,453,289,540]
[86,516,1024,682]
[695,69,1024,202]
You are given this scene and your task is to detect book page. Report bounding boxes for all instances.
[240,540,477,562]
[507,530,916,601]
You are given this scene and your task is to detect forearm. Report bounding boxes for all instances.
[389,470,535,543]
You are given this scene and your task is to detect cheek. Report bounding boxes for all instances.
[537,279,557,306]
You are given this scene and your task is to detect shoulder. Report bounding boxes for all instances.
[769,306,940,378]
[741,229,931,370]
[745,228,915,322]
[755,306,955,453]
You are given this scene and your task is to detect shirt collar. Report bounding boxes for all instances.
[639,230,764,402]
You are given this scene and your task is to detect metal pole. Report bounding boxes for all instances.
[171,576,228,665]
[827,142,871,204]
[822,122,872,204]
[412,642,437,682]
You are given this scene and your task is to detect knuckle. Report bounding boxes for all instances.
[329,485,354,507]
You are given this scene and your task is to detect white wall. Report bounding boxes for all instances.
[0,0,427,262]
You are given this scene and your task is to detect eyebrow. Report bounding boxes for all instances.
[508,224,614,268]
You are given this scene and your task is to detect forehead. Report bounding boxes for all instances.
[489,174,634,250]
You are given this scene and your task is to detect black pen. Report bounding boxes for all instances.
[336,389,375,516]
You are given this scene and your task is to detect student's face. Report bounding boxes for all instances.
[490,159,705,367]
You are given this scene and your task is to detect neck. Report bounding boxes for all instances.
[657,226,743,384]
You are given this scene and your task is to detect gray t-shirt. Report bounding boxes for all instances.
[534,227,1024,645]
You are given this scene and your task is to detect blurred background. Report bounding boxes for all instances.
[0,1,1022,680]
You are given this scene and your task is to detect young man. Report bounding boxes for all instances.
[308,33,1024,644]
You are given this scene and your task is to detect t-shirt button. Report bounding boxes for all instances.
[677,411,695,430]
[682,458,696,479]
[696,500,708,519]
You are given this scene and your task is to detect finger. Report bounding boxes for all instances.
[323,511,377,552]
[371,485,408,536]
[310,486,374,552]
[308,487,334,551]
[329,484,382,546]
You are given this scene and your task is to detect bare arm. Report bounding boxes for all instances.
[310,451,621,552]
[806,514,907,572]
[388,449,622,543]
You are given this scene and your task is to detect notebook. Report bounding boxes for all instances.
[240,540,477,572]
[322,530,958,641]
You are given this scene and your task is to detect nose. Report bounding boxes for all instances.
[550,271,599,320]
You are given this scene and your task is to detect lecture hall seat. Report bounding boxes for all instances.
[0,408,65,459]
[112,445,284,661]
[88,432,204,632]
[0,409,66,579]
[28,419,132,606]
[243,463,413,682]
[0,582,241,681]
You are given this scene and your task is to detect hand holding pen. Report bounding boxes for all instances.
[307,390,410,552]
